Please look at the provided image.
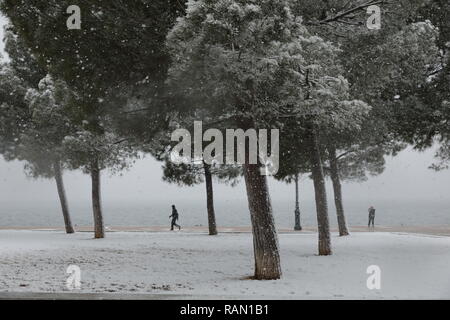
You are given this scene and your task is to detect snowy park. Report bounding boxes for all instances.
[1,230,449,299]
[1,0,450,303]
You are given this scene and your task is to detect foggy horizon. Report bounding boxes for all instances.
[1,146,449,206]
[1,14,449,212]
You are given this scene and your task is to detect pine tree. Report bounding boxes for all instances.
[166,0,372,265]
[154,116,242,235]
[291,0,441,237]
[1,1,187,238]
[20,75,79,234]
[410,0,450,170]
[0,30,76,233]
[162,158,241,235]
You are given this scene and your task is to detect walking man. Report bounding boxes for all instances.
[368,206,376,228]
[170,205,181,231]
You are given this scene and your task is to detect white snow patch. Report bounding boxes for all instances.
[0,231,449,299]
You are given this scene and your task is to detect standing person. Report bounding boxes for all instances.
[170,205,181,231]
[368,206,376,229]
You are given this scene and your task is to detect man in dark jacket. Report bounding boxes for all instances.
[170,205,181,231]
[368,206,376,228]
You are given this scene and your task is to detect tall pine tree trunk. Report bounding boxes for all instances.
[203,163,218,236]
[53,160,74,234]
[294,174,302,231]
[91,157,105,239]
[328,145,350,236]
[243,162,282,279]
[309,128,332,256]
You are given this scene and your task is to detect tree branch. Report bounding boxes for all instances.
[307,0,387,26]
[336,150,355,160]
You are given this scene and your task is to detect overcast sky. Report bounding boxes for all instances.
[0,14,449,207]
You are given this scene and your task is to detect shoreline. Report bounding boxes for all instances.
[1,225,449,236]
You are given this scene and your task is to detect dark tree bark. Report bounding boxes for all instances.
[203,163,218,236]
[91,157,105,239]
[243,162,282,280]
[53,160,75,234]
[328,145,350,236]
[309,128,332,256]
[294,174,302,231]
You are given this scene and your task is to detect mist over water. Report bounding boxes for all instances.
[1,196,449,228]
[1,146,450,228]
[0,15,449,229]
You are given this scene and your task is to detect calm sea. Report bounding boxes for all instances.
[0,198,448,228]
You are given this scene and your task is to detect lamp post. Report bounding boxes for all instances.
[294,174,302,231]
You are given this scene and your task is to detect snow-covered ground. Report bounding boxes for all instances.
[0,230,449,299]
